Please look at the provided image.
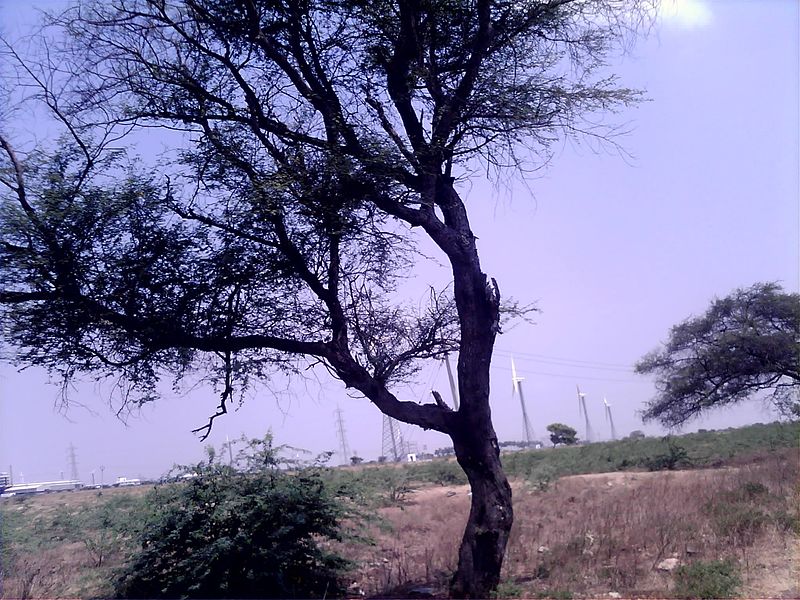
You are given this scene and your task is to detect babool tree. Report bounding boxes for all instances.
[0,1,645,594]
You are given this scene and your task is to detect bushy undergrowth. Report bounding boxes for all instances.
[114,437,353,599]
[673,559,741,599]
[317,422,799,504]
[0,489,149,598]
[1,421,796,599]
[500,421,798,483]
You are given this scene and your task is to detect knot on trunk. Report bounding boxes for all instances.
[487,277,501,334]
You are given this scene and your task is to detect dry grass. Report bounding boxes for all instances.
[339,449,799,598]
[2,452,796,599]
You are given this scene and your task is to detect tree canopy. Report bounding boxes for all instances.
[636,283,800,427]
[0,1,646,595]
[546,422,578,446]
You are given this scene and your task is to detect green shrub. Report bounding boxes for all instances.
[709,503,768,546]
[415,460,468,486]
[673,559,741,599]
[114,436,352,599]
[534,589,573,600]
[491,579,524,598]
[645,437,692,471]
[705,482,774,546]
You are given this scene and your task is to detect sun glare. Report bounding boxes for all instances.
[660,0,712,29]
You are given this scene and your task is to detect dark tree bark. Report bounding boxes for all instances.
[451,416,513,597]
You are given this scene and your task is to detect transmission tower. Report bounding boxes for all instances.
[67,443,79,481]
[576,385,594,443]
[511,357,535,444]
[381,415,406,462]
[334,407,351,465]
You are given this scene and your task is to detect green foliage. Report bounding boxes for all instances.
[673,559,741,599]
[500,421,799,482]
[373,469,415,506]
[645,437,692,471]
[0,490,150,599]
[637,282,800,426]
[412,460,468,487]
[534,589,573,600]
[526,464,557,492]
[59,493,148,567]
[491,579,524,598]
[114,437,352,599]
[546,423,578,447]
[703,481,775,547]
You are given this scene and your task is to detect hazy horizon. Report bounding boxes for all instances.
[1,0,797,485]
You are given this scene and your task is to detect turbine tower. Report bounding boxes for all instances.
[603,397,617,440]
[576,385,594,443]
[443,354,460,410]
[511,357,535,444]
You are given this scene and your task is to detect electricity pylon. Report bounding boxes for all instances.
[381,414,406,462]
[334,407,351,465]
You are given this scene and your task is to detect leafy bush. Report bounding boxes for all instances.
[672,559,741,599]
[704,481,775,547]
[414,460,467,487]
[114,436,352,599]
[645,437,692,471]
[491,579,524,598]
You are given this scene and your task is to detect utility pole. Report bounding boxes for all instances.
[444,354,460,411]
[226,435,234,466]
[91,471,96,486]
[99,465,105,486]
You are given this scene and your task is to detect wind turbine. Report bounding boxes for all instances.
[603,396,617,441]
[443,354,460,411]
[511,357,535,444]
[576,385,594,443]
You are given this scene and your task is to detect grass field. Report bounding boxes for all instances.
[1,421,798,598]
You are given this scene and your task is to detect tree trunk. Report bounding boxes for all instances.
[450,416,514,598]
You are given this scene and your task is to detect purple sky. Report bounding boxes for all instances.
[1,1,798,483]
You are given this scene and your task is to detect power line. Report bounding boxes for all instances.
[494,348,634,370]
[490,362,640,384]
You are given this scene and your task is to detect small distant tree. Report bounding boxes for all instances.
[350,456,364,466]
[628,430,646,440]
[546,423,578,447]
[637,283,800,426]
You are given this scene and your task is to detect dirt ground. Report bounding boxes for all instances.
[343,464,799,598]
[2,463,796,599]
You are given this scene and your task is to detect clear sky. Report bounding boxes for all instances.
[1,0,797,484]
